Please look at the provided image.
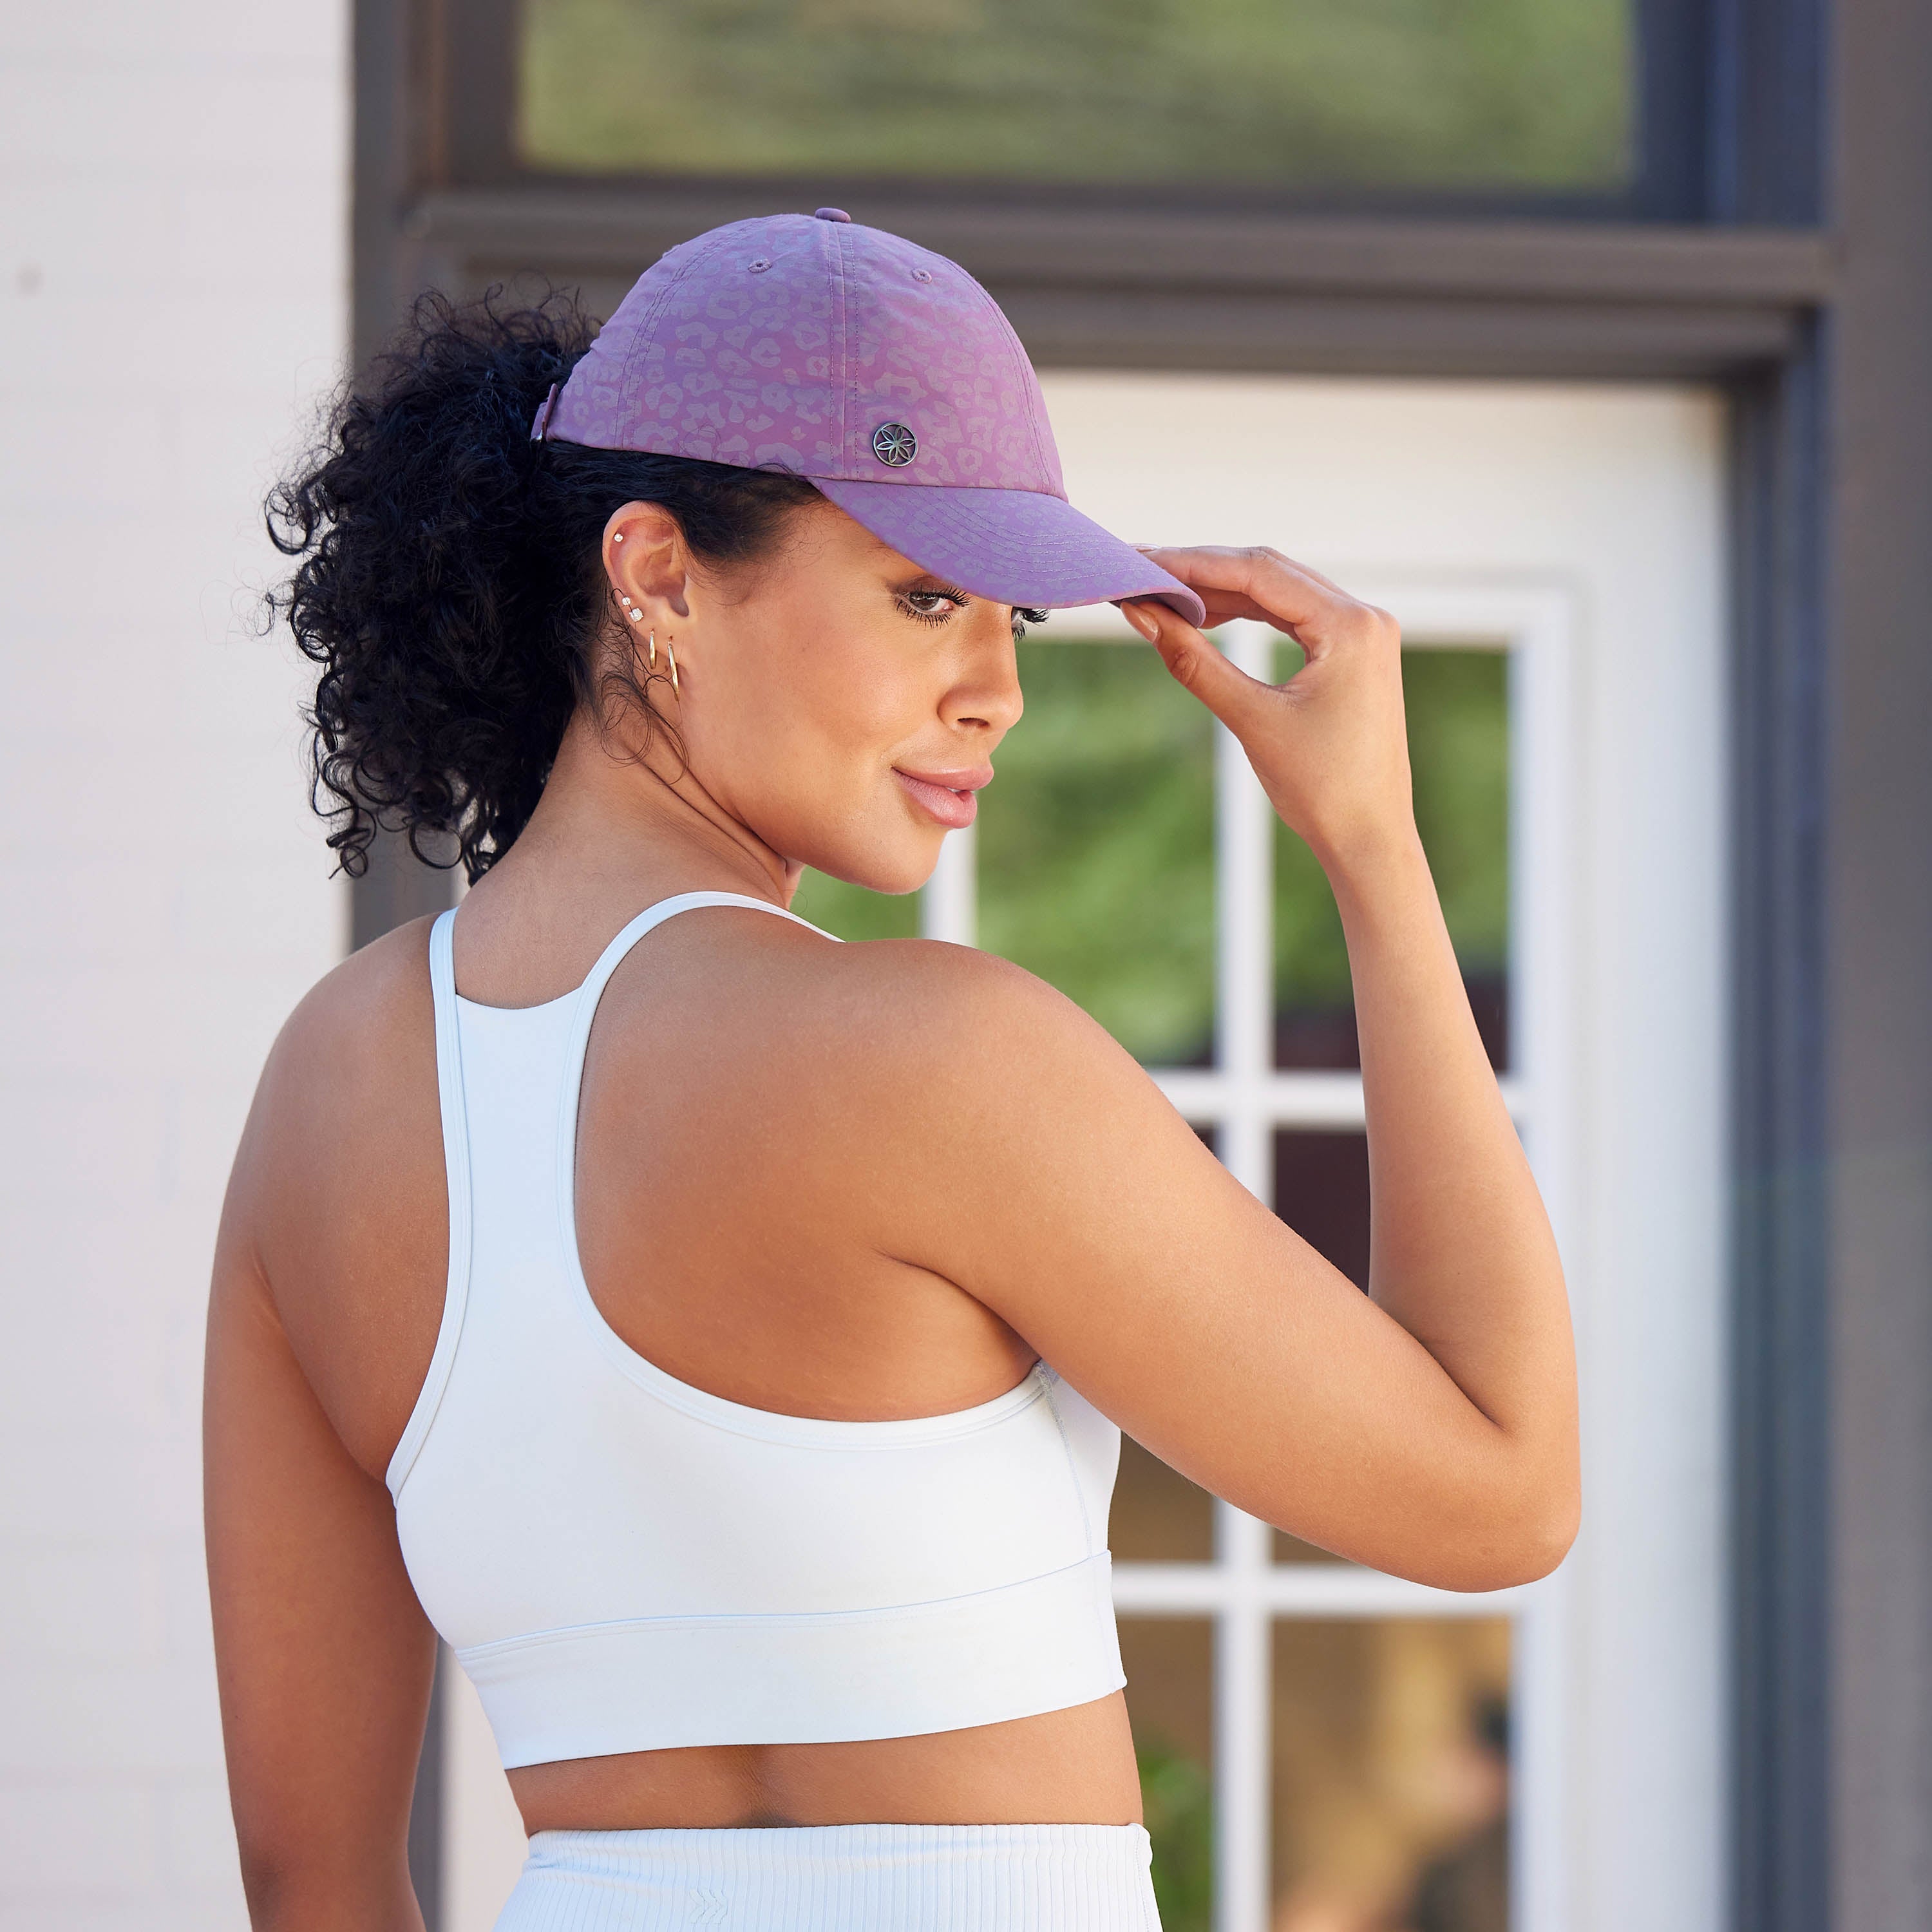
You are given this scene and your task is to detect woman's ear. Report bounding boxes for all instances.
[604,502,692,624]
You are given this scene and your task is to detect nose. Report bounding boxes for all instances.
[945,607,1026,737]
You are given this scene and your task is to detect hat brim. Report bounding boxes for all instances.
[814,478,1208,629]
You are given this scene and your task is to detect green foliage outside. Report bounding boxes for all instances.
[522,0,1632,194]
[1409,650,1511,982]
[977,641,1215,1065]
[1138,1736,1215,1932]
[1275,644,1510,1022]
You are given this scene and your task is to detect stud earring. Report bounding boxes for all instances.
[613,531,625,544]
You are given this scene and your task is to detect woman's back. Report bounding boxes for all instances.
[257,897,1049,1485]
[222,838,1153,1833]
[399,888,1124,1767]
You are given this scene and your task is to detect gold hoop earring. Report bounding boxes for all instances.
[646,629,658,670]
[666,637,679,696]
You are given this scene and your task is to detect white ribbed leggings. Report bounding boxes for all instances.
[493,1823,1162,1930]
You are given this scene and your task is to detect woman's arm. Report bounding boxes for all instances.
[852,547,1577,1588]
[1130,545,1580,1567]
[204,1110,436,1932]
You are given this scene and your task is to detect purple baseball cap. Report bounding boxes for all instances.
[532,207,1206,627]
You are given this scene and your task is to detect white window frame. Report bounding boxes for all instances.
[923,587,1578,1932]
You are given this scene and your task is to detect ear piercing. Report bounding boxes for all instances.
[614,592,677,696]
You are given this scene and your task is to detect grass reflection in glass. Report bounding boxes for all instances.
[978,638,1217,1066]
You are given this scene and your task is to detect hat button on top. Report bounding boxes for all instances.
[813,207,852,223]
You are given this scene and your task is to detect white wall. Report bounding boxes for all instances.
[0,4,350,1926]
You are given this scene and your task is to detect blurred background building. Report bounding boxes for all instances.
[3,2,1928,1930]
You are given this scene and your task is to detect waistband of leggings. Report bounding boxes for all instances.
[526,1821,1153,1868]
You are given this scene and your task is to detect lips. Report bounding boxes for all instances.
[893,765,991,830]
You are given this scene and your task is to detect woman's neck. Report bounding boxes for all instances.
[542,709,793,895]
[448,711,801,1003]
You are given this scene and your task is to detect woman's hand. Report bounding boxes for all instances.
[1121,546,1412,871]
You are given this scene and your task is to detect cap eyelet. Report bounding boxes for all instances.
[748,258,771,273]
[912,268,933,283]
[872,421,918,468]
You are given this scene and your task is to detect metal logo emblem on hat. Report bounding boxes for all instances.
[871,422,918,468]
[531,209,1206,625]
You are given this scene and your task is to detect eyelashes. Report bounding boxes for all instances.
[896,585,968,625]
[896,585,1052,643]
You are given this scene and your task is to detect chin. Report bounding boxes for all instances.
[783,824,941,901]
[849,848,943,898]
[773,779,958,898]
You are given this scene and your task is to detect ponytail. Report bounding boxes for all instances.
[266,287,819,882]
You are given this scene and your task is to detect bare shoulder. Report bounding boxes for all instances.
[688,923,1182,1195]
[223,914,447,1472]
[270,913,435,1084]
[713,922,1261,1364]
[230,909,442,1250]
[746,923,1150,1119]
[621,911,1182,1237]
[243,916,437,1162]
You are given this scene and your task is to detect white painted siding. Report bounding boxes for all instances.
[0,3,350,1925]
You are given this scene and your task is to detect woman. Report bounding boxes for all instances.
[205,210,1577,1931]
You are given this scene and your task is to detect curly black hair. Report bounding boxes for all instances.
[265,287,822,882]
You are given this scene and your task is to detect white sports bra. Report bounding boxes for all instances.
[390,893,1124,1768]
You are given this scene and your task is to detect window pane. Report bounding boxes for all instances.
[1273,1618,1511,1931]
[1120,1617,1215,1932]
[788,867,919,941]
[1113,1435,1217,1563]
[978,638,1215,1066]
[1272,1130,1368,1563]
[521,0,1634,197]
[1277,646,1510,1070]
[1274,1129,1370,1289]
[1411,650,1511,1068]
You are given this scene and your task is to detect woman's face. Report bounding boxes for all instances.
[611,495,1028,896]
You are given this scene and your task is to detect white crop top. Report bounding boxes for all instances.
[389,893,1124,1768]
